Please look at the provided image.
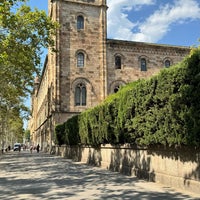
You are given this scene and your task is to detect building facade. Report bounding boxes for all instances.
[29,0,190,151]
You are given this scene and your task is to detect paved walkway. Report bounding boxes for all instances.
[0,151,199,200]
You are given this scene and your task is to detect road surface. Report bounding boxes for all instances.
[0,151,199,200]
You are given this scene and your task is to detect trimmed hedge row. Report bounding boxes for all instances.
[55,47,200,147]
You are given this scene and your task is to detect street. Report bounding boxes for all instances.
[0,151,199,200]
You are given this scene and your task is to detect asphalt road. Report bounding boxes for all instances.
[0,150,199,200]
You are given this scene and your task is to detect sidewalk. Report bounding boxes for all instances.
[0,151,199,200]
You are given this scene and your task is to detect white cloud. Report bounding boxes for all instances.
[107,0,155,40]
[107,0,200,43]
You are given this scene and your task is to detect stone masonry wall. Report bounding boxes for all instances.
[55,144,200,195]
[58,1,107,113]
[106,40,189,93]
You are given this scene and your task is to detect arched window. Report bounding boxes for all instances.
[75,83,86,106]
[77,52,84,67]
[165,60,171,68]
[77,15,84,30]
[114,85,120,93]
[141,58,147,71]
[115,56,121,69]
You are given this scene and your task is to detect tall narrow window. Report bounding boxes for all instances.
[114,85,120,93]
[77,15,84,30]
[115,56,121,69]
[165,60,171,68]
[75,83,86,106]
[77,52,84,67]
[141,58,147,71]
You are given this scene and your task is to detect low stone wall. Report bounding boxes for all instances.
[55,144,200,194]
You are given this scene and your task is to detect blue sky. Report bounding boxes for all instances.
[28,0,200,47]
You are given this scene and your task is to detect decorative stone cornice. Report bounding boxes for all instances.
[107,39,190,56]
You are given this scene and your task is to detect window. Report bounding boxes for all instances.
[114,85,120,93]
[115,56,121,69]
[77,52,84,67]
[141,58,147,71]
[75,83,86,106]
[77,15,84,30]
[165,60,171,68]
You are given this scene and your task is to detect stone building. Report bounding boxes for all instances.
[29,0,190,151]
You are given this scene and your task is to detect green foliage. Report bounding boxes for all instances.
[0,0,58,138]
[55,115,80,146]
[55,124,66,146]
[55,47,200,147]
[24,129,30,141]
[65,115,80,145]
[0,106,24,143]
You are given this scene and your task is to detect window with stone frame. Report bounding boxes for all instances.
[77,52,84,67]
[75,83,87,106]
[164,59,171,68]
[77,15,84,30]
[115,56,121,69]
[141,58,147,71]
[114,85,120,93]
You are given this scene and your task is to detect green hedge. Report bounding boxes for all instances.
[55,115,80,145]
[55,47,200,147]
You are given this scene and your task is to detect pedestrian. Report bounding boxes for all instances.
[30,146,33,153]
[36,144,40,153]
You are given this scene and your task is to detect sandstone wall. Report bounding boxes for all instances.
[106,40,189,93]
[55,144,200,194]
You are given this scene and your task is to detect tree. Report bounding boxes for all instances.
[0,0,58,140]
[24,129,30,142]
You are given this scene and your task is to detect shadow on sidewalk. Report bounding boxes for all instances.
[0,151,199,200]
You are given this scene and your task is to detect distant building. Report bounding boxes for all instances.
[29,0,190,151]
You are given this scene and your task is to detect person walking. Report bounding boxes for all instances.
[30,145,33,153]
[36,144,40,153]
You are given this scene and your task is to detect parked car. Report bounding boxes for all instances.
[13,143,21,151]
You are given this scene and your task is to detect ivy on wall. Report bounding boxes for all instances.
[55,47,200,147]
